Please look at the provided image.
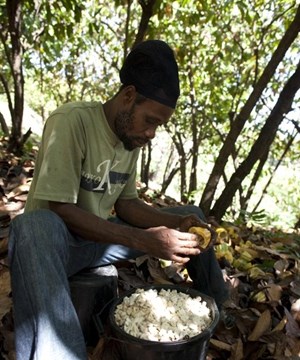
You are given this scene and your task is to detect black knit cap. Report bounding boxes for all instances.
[119,40,180,109]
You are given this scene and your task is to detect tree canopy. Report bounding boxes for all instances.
[0,0,299,227]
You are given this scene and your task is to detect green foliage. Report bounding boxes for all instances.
[1,0,299,228]
[21,0,144,115]
[238,209,269,227]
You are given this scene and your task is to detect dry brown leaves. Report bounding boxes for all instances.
[0,158,299,359]
[207,223,300,360]
[138,186,300,359]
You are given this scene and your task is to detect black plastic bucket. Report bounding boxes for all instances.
[69,265,118,346]
[108,284,219,360]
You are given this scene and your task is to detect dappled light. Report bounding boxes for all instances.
[0,1,299,359]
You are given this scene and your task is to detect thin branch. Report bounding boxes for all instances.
[0,112,9,135]
[0,73,13,116]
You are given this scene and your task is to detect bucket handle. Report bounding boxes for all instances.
[92,285,143,336]
[92,296,118,336]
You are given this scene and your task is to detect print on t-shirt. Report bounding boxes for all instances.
[80,160,130,195]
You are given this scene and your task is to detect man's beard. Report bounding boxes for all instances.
[114,106,147,151]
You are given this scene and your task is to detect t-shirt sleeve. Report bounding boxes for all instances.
[33,112,86,203]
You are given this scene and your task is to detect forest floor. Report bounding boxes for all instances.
[0,145,300,360]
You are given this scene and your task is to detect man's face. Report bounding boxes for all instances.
[114,98,174,151]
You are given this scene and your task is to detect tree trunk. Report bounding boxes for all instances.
[5,0,25,154]
[188,65,199,199]
[160,148,179,195]
[123,0,132,59]
[180,153,187,203]
[140,142,152,187]
[211,60,300,221]
[164,122,190,202]
[0,112,9,135]
[160,166,180,195]
[239,150,268,216]
[132,0,157,48]
[199,5,300,216]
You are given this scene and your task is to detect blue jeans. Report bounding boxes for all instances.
[8,206,227,360]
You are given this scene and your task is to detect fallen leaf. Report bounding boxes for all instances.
[290,280,300,297]
[266,283,282,302]
[272,316,287,332]
[285,307,300,338]
[210,338,231,351]
[6,184,30,199]
[248,266,267,280]
[248,309,272,341]
[271,235,295,245]
[274,259,290,275]
[230,338,243,360]
[0,269,12,319]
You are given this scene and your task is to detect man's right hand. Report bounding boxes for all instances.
[142,226,201,264]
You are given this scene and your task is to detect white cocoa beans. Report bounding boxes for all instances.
[114,288,212,342]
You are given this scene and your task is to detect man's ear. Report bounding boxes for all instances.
[122,85,137,105]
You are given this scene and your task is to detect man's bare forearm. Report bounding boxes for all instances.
[114,198,183,229]
[48,201,148,252]
[48,199,202,263]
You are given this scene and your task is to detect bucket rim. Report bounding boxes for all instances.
[108,284,220,349]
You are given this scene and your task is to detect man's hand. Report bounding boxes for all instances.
[143,226,201,264]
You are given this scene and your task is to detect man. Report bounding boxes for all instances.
[8,40,227,360]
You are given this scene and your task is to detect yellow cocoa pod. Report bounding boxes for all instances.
[189,226,211,249]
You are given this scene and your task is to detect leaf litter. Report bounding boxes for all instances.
[0,153,299,359]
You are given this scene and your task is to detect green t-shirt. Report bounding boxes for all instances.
[25,101,140,219]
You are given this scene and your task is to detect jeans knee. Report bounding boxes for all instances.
[162,205,206,221]
[9,209,69,263]
[182,205,206,220]
[10,209,65,236]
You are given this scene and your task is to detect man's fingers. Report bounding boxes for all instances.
[174,243,201,256]
[171,254,190,264]
[178,233,204,247]
[180,238,201,248]
[183,247,201,256]
[172,246,201,263]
